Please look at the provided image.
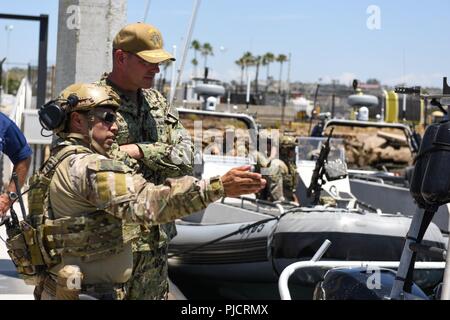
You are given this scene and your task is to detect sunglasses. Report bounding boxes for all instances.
[92,111,117,125]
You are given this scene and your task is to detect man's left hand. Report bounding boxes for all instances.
[119,144,144,160]
[0,193,12,217]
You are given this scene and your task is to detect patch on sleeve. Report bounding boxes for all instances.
[87,159,133,173]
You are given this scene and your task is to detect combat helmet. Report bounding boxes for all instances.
[279,136,297,163]
[280,136,297,148]
[59,83,120,112]
[39,83,120,134]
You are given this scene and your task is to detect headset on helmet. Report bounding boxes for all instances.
[38,83,120,134]
[38,95,79,131]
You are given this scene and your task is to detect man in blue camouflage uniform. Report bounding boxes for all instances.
[97,23,194,299]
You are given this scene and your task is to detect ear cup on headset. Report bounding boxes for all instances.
[38,93,80,132]
[38,101,67,131]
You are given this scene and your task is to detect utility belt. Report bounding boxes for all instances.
[6,210,129,287]
[81,283,127,300]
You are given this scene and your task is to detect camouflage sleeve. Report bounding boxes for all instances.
[136,90,194,177]
[136,135,193,178]
[77,156,223,225]
[107,141,141,173]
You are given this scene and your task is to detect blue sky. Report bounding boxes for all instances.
[0,0,449,87]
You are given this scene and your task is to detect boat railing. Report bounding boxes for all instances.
[278,240,447,300]
[349,174,385,184]
[220,196,292,217]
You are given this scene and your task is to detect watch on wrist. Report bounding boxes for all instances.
[6,191,18,201]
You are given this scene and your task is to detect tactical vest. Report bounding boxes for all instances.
[7,144,130,285]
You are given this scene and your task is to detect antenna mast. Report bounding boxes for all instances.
[169,0,202,106]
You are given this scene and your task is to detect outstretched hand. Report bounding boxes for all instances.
[221,166,266,198]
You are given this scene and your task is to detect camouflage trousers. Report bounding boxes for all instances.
[125,245,169,300]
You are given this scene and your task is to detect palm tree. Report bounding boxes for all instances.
[253,55,262,94]
[201,42,214,71]
[191,40,201,78]
[262,52,275,88]
[276,54,288,94]
[235,52,256,92]
[235,58,246,90]
[241,51,253,78]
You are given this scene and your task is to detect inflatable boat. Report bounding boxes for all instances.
[168,128,447,299]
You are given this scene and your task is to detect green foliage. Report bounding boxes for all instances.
[2,67,26,94]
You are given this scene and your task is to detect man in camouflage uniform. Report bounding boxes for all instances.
[31,83,265,300]
[252,132,299,203]
[279,136,299,203]
[97,23,195,299]
[254,130,287,202]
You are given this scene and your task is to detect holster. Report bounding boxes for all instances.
[6,221,46,285]
[55,265,83,300]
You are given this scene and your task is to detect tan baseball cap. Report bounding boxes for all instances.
[113,23,175,64]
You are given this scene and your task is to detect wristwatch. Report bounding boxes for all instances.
[6,191,18,201]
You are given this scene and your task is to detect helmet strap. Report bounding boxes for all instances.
[86,113,108,156]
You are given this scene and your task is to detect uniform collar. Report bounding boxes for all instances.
[103,74,143,117]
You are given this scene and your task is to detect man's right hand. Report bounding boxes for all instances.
[221,166,266,198]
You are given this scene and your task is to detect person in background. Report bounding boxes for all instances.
[0,111,32,217]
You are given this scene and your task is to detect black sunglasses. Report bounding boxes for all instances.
[92,111,117,125]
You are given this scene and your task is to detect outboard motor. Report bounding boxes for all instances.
[314,268,428,300]
[389,77,450,300]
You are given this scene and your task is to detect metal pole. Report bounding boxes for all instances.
[286,53,291,101]
[143,0,151,22]
[37,14,48,109]
[169,45,177,105]
[246,75,251,110]
[170,0,201,106]
[311,240,332,261]
[4,25,13,94]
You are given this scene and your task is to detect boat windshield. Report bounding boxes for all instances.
[297,137,346,164]
[323,123,413,173]
[178,110,256,158]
